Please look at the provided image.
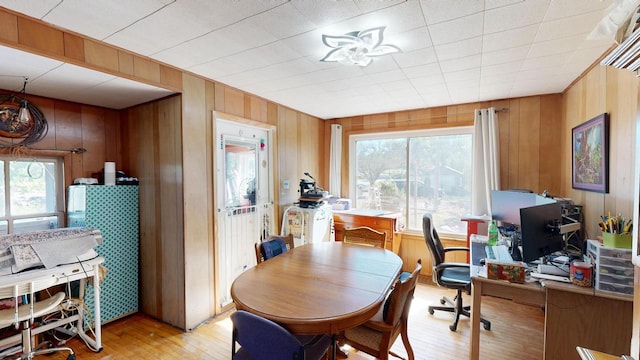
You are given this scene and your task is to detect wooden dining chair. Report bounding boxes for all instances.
[343,226,386,249]
[255,234,295,264]
[340,259,422,360]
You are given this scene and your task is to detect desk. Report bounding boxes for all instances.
[0,256,104,353]
[231,242,402,335]
[469,241,632,360]
[333,210,403,253]
[460,215,490,263]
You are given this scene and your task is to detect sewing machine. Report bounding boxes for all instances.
[0,256,104,355]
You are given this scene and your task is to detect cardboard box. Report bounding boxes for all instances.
[486,261,526,283]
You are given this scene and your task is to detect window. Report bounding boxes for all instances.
[0,156,63,234]
[350,127,473,235]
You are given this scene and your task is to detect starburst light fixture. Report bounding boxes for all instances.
[320,26,401,67]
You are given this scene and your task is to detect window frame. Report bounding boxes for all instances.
[0,155,64,234]
[348,126,473,237]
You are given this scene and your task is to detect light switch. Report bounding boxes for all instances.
[283,179,290,189]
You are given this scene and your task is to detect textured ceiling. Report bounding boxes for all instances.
[0,0,625,119]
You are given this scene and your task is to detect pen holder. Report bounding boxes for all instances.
[602,232,632,249]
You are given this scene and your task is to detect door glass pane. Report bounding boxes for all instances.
[10,160,57,215]
[224,138,257,208]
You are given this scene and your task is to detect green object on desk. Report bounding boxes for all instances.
[602,231,632,249]
[487,220,498,246]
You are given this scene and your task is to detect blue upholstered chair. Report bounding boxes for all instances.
[255,234,295,264]
[231,310,332,360]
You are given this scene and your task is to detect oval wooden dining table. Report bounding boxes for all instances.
[230,241,403,336]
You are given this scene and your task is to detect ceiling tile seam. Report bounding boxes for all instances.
[415,0,446,104]
[420,2,485,26]
[39,0,62,19]
[27,62,67,86]
[477,3,486,104]
[86,1,177,42]
[179,2,416,71]
[141,1,290,59]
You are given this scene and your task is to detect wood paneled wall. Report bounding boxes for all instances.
[0,91,122,187]
[562,66,638,242]
[121,95,186,329]
[561,65,640,359]
[123,74,325,329]
[0,8,182,92]
[324,95,564,201]
[9,6,640,352]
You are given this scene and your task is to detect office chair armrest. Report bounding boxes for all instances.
[434,262,470,272]
[442,246,469,254]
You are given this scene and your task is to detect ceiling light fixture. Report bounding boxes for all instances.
[0,75,48,148]
[320,26,400,67]
[18,78,31,125]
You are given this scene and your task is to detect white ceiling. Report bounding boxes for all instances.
[0,0,626,119]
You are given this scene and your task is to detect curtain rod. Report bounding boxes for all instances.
[333,107,510,125]
[0,146,87,153]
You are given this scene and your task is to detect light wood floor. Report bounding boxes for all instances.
[41,282,544,360]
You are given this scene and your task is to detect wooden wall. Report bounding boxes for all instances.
[0,91,123,187]
[122,73,325,330]
[323,94,563,277]
[0,8,182,93]
[325,95,564,202]
[562,66,638,243]
[7,7,640,353]
[121,95,186,328]
[561,65,640,359]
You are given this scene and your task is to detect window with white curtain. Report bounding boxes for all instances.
[0,156,63,234]
[349,127,473,235]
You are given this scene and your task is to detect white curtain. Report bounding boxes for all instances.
[329,124,342,197]
[471,108,500,216]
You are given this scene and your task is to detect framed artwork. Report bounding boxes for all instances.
[572,113,609,193]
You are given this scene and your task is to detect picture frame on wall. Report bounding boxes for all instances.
[571,113,609,193]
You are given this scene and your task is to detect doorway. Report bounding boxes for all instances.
[214,115,274,311]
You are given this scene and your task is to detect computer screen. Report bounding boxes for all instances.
[519,202,564,263]
[490,190,555,226]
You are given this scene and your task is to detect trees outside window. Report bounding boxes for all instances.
[0,157,63,234]
[351,128,472,235]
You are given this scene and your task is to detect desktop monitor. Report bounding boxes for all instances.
[519,202,564,263]
[490,190,555,226]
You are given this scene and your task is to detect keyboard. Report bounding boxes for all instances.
[530,272,571,283]
[485,245,513,262]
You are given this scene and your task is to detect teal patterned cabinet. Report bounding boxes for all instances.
[67,185,139,324]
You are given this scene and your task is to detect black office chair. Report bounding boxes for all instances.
[422,213,491,332]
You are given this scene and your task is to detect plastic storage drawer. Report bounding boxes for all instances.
[586,239,633,296]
